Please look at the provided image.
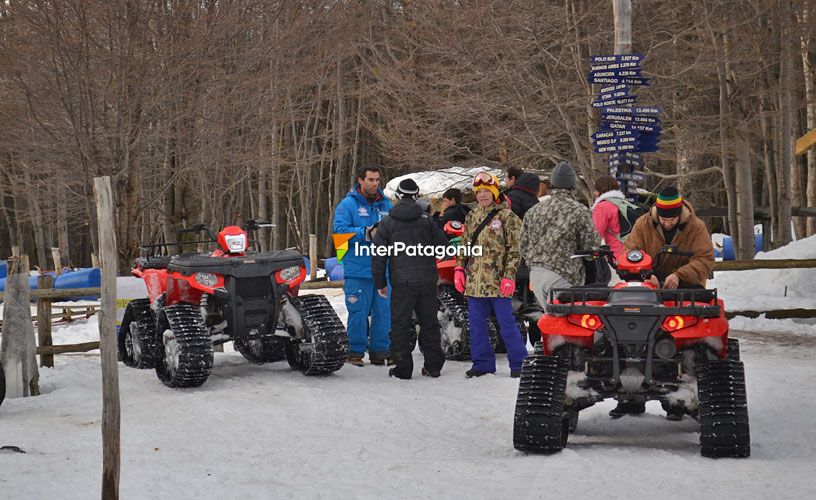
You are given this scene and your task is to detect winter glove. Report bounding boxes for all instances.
[365,223,379,242]
[454,266,466,294]
[500,278,515,297]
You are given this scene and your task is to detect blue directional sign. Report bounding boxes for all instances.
[598,88,631,101]
[603,121,661,133]
[599,83,629,94]
[589,54,645,64]
[592,96,637,108]
[603,106,662,115]
[592,129,639,140]
[596,143,638,153]
[610,169,648,182]
[590,61,641,72]
[608,159,644,171]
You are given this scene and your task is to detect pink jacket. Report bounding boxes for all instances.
[591,190,625,257]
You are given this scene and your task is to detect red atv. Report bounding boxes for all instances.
[435,221,541,361]
[120,221,348,388]
[513,246,749,458]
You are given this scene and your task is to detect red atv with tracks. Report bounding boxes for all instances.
[120,221,348,388]
[513,246,749,458]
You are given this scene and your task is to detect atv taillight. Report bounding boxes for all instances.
[662,315,698,332]
[568,314,603,330]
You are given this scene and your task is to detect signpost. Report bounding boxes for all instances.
[588,18,661,200]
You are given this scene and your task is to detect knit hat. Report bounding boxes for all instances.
[396,178,420,199]
[472,172,500,200]
[656,186,683,217]
[550,161,576,189]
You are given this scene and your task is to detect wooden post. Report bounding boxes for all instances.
[36,274,55,368]
[309,234,318,281]
[613,0,632,54]
[93,176,120,500]
[51,247,63,276]
[11,246,20,257]
[0,255,40,398]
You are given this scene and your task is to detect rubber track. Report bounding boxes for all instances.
[288,295,348,375]
[697,359,750,458]
[726,338,740,361]
[119,298,157,369]
[437,285,498,361]
[155,304,213,388]
[513,353,569,454]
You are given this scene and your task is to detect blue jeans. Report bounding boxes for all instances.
[467,297,528,372]
[344,277,391,355]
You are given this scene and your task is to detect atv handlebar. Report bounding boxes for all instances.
[178,224,217,242]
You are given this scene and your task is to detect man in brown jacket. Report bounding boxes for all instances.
[624,186,714,289]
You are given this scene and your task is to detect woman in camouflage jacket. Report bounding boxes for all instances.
[454,172,528,378]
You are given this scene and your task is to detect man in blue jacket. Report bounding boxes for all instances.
[333,165,394,366]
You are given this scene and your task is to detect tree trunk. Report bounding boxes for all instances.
[734,131,756,259]
[800,5,816,237]
[23,167,49,270]
[776,0,794,244]
[713,29,739,247]
[56,170,71,266]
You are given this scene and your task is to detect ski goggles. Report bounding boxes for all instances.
[472,172,497,188]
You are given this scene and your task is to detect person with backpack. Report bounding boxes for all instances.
[454,172,527,378]
[591,175,627,257]
[519,161,599,309]
[592,175,647,259]
[372,178,449,379]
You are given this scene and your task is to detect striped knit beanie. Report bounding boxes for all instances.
[656,186,683,217]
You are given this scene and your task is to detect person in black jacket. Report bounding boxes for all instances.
[504,171,541,220]
[432,188,470,231]
[372,178,449,379]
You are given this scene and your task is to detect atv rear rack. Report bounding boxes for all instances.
[545,287,721,318]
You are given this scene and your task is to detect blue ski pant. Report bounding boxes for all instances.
[467,296,528,372]
[344,277,391,355]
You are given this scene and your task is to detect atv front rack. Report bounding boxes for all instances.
[545,286,721,318]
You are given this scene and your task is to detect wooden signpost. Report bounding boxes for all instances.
[93,176,120,500]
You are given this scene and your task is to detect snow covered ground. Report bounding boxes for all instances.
[2,238,816,499]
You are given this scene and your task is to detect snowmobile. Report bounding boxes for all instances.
[120,220,348,388]
[513,245,749,458]
[434,220,540,360]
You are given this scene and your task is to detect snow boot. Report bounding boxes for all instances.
[346,353,364,367]
[665,406,685,421]
[510,369,522,378]
[369,351,392,366]
[389,367,411,380]
[465,368,493,379]
[609,401,646,418]
[422,367,441,378]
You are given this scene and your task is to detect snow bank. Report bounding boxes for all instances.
[711,234,816,311]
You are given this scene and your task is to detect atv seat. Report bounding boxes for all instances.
[657,288,717,303]
[555,286,611,303]
[136,256,172,270]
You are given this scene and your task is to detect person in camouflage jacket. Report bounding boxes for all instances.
[454,172,527,378]
[519,161,599,308]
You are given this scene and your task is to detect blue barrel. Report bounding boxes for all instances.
[324,257,339,277]
[54,268,101,289]
[302,256,311,276]
[0,277,5,291]
[329,263,344,282]
[0,261,7,279]
[721,234,763,260]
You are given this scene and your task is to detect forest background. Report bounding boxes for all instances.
[0,0,814,272]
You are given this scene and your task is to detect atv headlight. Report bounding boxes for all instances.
[225,234,247,253]
[279,266,301,282]
[627,250,643,263]
[195,272,219,287]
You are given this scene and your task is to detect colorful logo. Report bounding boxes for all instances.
[333,233,356,262]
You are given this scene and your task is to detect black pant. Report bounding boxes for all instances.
[389,283,445,378]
